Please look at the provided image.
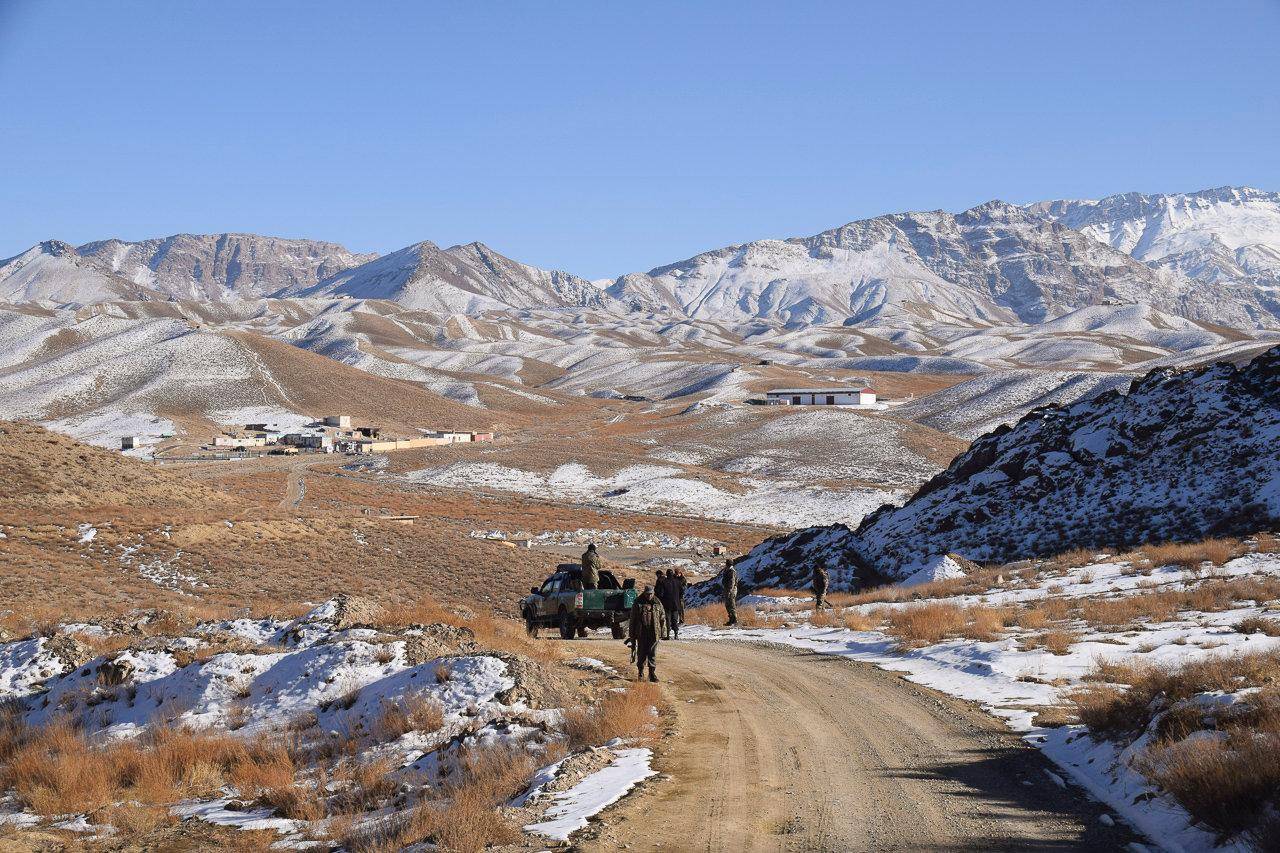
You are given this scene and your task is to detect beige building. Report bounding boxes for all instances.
[213,435,268,448]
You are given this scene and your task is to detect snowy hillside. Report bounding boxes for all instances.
[0,235,372,304]
[608,201,1171,326]
[289,241,610,312]
[1031,187,1280,328]
[733,345,1280,585]
[0,596,661,847]
[77,233,376,301]
[0,241,157,305]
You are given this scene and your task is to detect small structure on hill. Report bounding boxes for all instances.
[323,415,351,429]
[120,436,139,450]
[765,386,877,407]
[213,434,268,448]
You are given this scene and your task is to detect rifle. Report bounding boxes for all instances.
[626,638,636,665]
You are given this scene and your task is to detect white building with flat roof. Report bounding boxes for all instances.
[765,387,877,407]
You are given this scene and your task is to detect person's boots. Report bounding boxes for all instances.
[636,665,645,681]
[648,666,658,683]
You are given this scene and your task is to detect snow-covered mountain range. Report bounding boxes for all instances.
[4,186,1279,330]
[1029,187,1280,328]
[0,234,375,304]
[288,240,607,313]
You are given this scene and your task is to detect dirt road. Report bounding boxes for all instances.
[571,640,1134,852]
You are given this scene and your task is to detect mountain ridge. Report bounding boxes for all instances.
[5,185,1279,330]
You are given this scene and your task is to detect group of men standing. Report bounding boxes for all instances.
[583,541,832,683]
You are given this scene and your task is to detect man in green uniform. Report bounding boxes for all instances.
[627,584,666,682]
[721,559,739,626]
[813,564,829,609]
[581,542,602,590]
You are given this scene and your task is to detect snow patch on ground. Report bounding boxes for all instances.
[524,748,656,841]
[43,410,175,457]
[411,461,898,528]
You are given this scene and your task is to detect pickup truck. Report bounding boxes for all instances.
[521,564,637,639]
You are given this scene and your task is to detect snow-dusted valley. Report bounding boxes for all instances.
[3,185,1280,851]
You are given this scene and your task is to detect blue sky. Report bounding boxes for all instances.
[1,1,1278,279]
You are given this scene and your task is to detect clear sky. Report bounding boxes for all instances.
[2,1,1278,279]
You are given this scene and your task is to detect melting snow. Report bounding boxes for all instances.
[524,748,656,841]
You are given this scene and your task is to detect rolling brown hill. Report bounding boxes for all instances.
[0,420,233,514]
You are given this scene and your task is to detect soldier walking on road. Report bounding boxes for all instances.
[813,564,829,609]
[581,542,601,590]
[627,584,666,682]
[721,559,739,626]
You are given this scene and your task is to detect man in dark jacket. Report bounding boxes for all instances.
[654,571,672,639]
[627,585,666,682]
[721,559,739,626]
[813,564,829,609]
[581,542,602,590]
[674,570,688,628]
[659,569,683,639]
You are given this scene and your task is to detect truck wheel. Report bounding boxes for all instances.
[524,609,539,639]
[558,609,574,640]
[610,621,625,639]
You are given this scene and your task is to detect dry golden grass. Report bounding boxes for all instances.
[884,603,967,648]
[342,744,549,853]
[1136,728,1280,842]
[682,603,733,626]
[881,603,1018,648]
[1072,650,1280,740]
[1237,616,1280,637]
[1030,706,1078,728]
[0,722,314,818]
[1046,547,1103,570]
[563,682,661,748]
[327,756,399,816]
[375,692,445,740]
[1140,538,1242,571]
[1021,629,1080,655]
[1073,576,1280,630]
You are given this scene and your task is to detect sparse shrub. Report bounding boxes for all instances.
[962,606,1014,641]
[1135,724,1280,840]
[884,603,966,648]
[1007,608,1049,630]
[1236,616,1280,637]
[341,745,544,853]
[563,683,660,748]
[809,609,840,628]
[1047,547,1099,569]
[1071,651,1280,741]
[375,692,445,740]
[1039,629,1079,655]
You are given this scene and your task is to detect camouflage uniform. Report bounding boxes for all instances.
[581,543,602,590]
[813,565,829,609]
[628,589,667,682]
[722,561,739,626]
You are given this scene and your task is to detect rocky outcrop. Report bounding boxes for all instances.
[402,624,478,665]
[732,345,1280,587]
[76,233,376,301]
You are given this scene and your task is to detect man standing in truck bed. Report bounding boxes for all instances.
[628,584,666,682]
[581,542,601,590]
